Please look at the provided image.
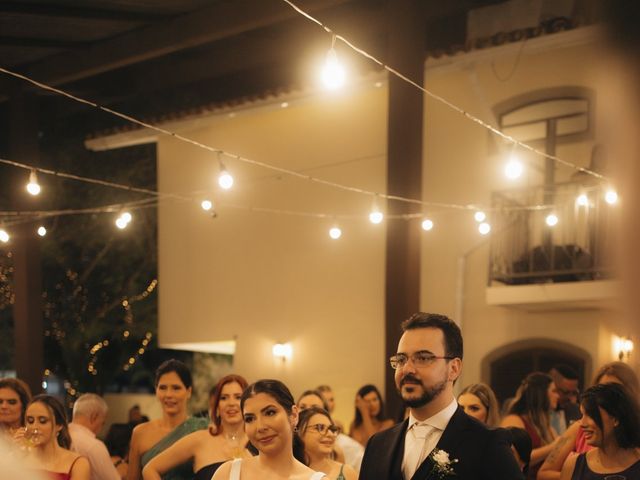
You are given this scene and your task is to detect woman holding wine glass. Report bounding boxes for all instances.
[25,394,90,480]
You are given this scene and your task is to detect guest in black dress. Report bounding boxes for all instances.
[560,383,640,480]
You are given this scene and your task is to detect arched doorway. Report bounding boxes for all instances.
[482,338,592,406]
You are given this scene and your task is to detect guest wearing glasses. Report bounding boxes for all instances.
[348,385,393,447]
[299,407,357,480]
[359,312,523,480]
[457,383,500,427]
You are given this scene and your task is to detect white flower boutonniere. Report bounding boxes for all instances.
[430,449,458,478]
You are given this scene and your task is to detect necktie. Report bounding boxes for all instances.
[403,423,437,480]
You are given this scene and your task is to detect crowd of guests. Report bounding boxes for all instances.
[1,354,639,480]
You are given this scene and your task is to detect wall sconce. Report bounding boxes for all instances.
[615,336,634,361]
[272,342,292,362]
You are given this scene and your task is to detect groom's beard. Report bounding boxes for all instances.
[397,374,447,408]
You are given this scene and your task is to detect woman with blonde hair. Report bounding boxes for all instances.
[501,372,559,479]
[457,383,500,427]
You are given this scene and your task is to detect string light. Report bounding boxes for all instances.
[369,210,383,224]
[201,199,213,211]
[478,222,491,235]
[26,170,41,196]
[504,155,524,180]
[37,226,47,237]
[278,0,606,181]
[576,194,589,207]
[321,35,346,90]
[421,218,434,231]
[115,211,132,229]
[0,229,9,243]
[605,189,618,205]
[474,211,486,223]
[545,213,559,227]
[329,226,342,239]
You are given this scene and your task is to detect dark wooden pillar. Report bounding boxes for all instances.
[384,0,425,419]
[9,89,44,395]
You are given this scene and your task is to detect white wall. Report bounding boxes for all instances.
[157,84,388,426]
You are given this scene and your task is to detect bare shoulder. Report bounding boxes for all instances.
[500,414,524,428]
[380,419,395,430]
[69,454,91,480]
[559,452,579,480]
[341,463,358,480]
[210,460,233,480]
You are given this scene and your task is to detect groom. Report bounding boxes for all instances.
[359,313,524,480]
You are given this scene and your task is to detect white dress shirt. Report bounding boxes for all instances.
[401,398,458,480]
[69,423,120,480]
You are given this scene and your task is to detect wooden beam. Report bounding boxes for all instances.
[8,90,44,396]
[384,0,425,421]
[0,0,352,93]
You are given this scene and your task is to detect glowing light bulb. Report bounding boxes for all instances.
[321,47,345,90]
[421,219,434,231]
[369,211,384,224]
[0,229,9,243]
[605,190,618,205]
[120,212,132,223]
[474,211,486,223]
[201,200,213,211]
[115,217,128,229]
[478,222,491,235]
[329,227,342,239]
[546,214,559,227]
[218,170,234,190]
[576,194,589,206]
[37,226,47,237]
[26,170,41,195]
[504,156,523,180]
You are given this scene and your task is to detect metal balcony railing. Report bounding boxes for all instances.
[489,181,616,285]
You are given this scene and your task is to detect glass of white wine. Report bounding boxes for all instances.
[23,427,41,450]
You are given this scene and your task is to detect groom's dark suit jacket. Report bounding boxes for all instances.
[358,407,525,480]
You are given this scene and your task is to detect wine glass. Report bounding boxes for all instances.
[23,427,41,450]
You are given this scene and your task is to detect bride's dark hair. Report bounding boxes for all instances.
[241,379,305,463]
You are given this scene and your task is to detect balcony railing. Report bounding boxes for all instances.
[489,181,615,285]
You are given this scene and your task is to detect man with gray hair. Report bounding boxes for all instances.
[69,393,120,480]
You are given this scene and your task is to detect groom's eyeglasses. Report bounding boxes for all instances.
[389,352,455,370]
[306,423,340,435]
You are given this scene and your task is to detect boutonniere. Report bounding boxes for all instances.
[429,449,458,478]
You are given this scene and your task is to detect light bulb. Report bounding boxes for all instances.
[201,200,213,211]
[478,222,491,235]
[546,214,559,227]
[576,194,589,206]
[218,170,234,190]
[26,170,41,196]
[605,190,618,205]
[504,157,523,180]
[474,211,486,223]
[321,48,345,90]
[115,217,128,230]
[37,226,47,237]
[120,212,132,223]
[421,219,434,231]
[369,211,384,224]
[0,229,9,243]
[329,227,342,239]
